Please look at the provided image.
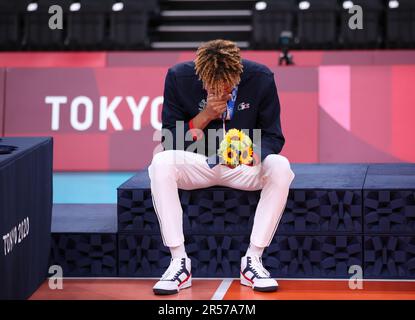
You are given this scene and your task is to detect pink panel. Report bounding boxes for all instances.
[0,51,414,68]
[350,66,392,157]
[4,68,166,171]
[275,66,319,162]
[241,51,281,69]
[319,66,351,131]
[5,68,100,133]
[107,52,181,67]
[373,51,415,65]
[319,66,408,163]
[0,52,106,68]
[321,51,374,65]
[288,51,324,66]
[108,125,157,170]
[279,92,319,162]
[2,51,415,168]
[319,107,401,163]
[274,67,318,92]
[177,51,198,63]
[53,133,110,171]
[391,65,415,162]
[242,50,324,67]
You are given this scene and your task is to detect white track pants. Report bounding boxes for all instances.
[148,150,295,248]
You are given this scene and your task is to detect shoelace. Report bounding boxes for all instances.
[160,258,184,281]
[249,256,270,278]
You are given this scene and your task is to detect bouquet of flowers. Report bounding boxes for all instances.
[218,128,254,167]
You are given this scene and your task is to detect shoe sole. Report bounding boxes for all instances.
[253,285,278,292]
[240,275,278,292]
[153,278,192,295]
[153,288,177,295]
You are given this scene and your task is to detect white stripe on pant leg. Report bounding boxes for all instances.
[265,198,288,247]
[211,279,233,300]
[151,191,168,247]
[149,164,168,246]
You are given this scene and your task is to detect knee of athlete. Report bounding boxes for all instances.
[149,150,177,180]
[264,154,295,183]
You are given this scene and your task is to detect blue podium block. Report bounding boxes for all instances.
[280,164,366,234]
[50,204,118,277]
[48,163,415,279]
[117,164,368,235]
[118,233,363,278]
[118,186,259,234]
[0,137,53,299]
[363,164,415,234]
[364,236,415,278]
[118,234,250,277]
[265,235,363,278]
[116,164,369,278]
[51,233,117,277]
[281,189,362,234]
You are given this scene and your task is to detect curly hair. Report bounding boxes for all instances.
[194,39,243,97]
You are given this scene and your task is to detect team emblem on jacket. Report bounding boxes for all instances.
[238,102,250,111]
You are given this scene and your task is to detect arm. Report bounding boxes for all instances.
[255,74,285,162]
[190,92,231,130]
[189,110,212,130]
[161,67,233,150]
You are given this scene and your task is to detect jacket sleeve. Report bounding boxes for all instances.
[161,68,198,151]
[255,73,285,162]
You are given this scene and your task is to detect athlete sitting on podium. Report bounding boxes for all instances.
[149,39,295,295]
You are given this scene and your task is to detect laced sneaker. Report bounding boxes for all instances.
[153,257,192,295]
[240,255,278,292]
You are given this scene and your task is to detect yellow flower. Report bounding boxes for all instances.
[225,128,241,142]
[240,133,252,148]
[218,129,254,167]
[221,146,239,166]
[240,146,253,165]
[239,130,247,141]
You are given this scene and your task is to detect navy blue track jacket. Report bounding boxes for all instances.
[161,58,285,164]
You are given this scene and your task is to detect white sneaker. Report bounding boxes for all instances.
[240,255,278,292]
[153,257,192,295]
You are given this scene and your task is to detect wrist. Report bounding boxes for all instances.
[200,109,214,122]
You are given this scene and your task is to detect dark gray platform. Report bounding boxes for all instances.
[50,204,118,277]
[52,204,117,233]
[364,163,415,189]
[118,163,371,190]
[50,163,415,279]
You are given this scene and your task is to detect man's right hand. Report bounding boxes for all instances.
[203,93,232,121]
[189,92,231,132]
